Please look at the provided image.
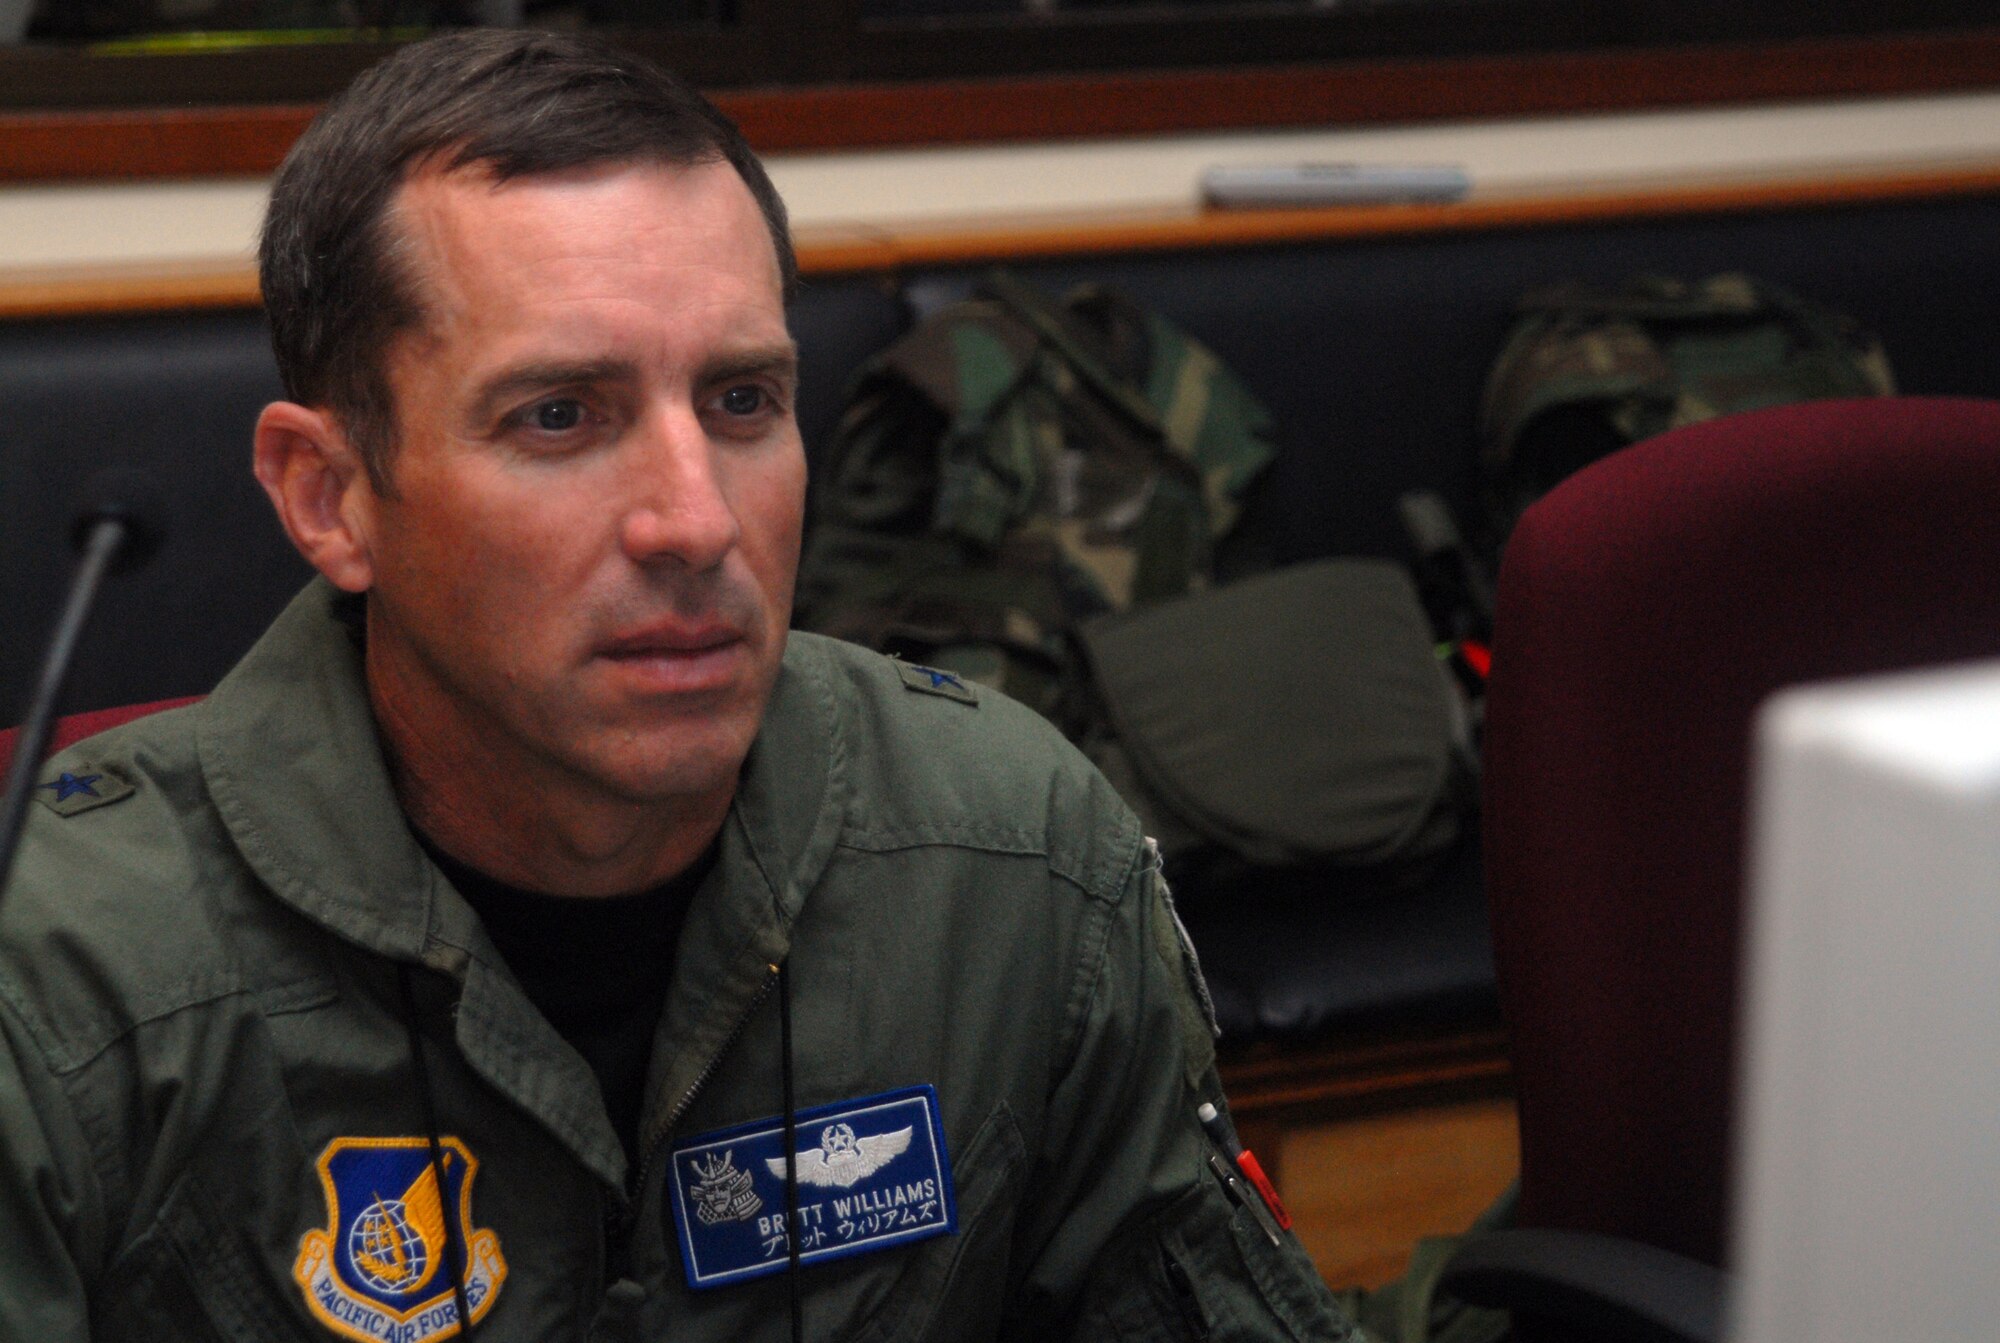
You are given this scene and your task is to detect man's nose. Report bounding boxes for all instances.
[618,405,740,570]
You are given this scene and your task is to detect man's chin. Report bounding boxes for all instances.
[569,726,756,810]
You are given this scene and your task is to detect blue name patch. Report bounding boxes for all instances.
[668,1084,956,1290]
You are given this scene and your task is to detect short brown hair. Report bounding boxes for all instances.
[259,28,795,490]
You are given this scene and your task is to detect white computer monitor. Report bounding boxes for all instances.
[1733,657,2000,1342]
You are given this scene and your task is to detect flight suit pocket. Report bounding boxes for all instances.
[846,1099,1027,1343]
[97,1170,311,1341]
[1166,1182,1348,1343]
[1073,1176,1355,1342]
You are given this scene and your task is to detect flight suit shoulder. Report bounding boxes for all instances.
[790,632,1143,904]
[0,703,333,1075]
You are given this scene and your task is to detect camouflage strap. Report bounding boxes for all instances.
[979,269,1178,453]
[1028,275,1278,542]
[980,269,1277,547]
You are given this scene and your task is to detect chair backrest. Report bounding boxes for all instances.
[1482,396,2000,1271]
[0,697,203,782]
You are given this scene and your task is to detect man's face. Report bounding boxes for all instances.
[351,159,804,821]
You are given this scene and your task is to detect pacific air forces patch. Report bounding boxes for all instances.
[294,1137,506,1343]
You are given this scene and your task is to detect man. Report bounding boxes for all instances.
[0,28,1353,1341]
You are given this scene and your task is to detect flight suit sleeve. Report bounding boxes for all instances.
[1006,841,1360,1341]
[0,1000,99,1343]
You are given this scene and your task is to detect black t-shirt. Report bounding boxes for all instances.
[417,833,715,1165]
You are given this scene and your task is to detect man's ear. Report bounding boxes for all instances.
[253,401,379,593]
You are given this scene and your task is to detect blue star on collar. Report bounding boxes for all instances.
[31,764,134,817]
[895,660,979,705]
[39,772,103,802]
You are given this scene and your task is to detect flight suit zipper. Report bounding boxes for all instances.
[603,963,782,1283]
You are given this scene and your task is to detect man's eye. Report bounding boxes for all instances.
[718,385,766,416]
[530,398,587,432]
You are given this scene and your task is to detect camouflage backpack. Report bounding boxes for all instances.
[1479,271,1897,549]
[793,269,1277,730]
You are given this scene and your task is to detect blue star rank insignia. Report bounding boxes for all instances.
[32,764,134,817]
[895,661,978,705]
[668,1084,957,1289]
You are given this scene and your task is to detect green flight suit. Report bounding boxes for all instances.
[0,580,1352,1342]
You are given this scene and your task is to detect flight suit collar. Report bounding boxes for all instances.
[196,580,850,1188]
[197,581,444,964]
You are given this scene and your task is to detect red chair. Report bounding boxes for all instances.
[1442,397,2000,1340]
[0,697,202,780]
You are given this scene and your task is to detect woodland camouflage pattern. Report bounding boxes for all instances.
[1478,271,1896,537]
[794,271,1276,727]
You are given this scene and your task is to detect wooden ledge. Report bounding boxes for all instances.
[6,161,1999,319]
[1216,1018,1512,1194]
[1219,1023,1512,1128]
[800,159,2000,274]
[0,256,262,319]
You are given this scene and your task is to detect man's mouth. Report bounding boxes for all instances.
[596,621,748,693]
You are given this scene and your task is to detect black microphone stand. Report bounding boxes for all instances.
[0,475,164,902]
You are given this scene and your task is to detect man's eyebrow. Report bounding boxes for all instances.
[470,358,639,420]
[702,342,800,386]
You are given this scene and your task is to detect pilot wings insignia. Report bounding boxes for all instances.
[767,1121,914,1189]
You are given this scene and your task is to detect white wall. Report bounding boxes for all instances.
[2,88,1997,271]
